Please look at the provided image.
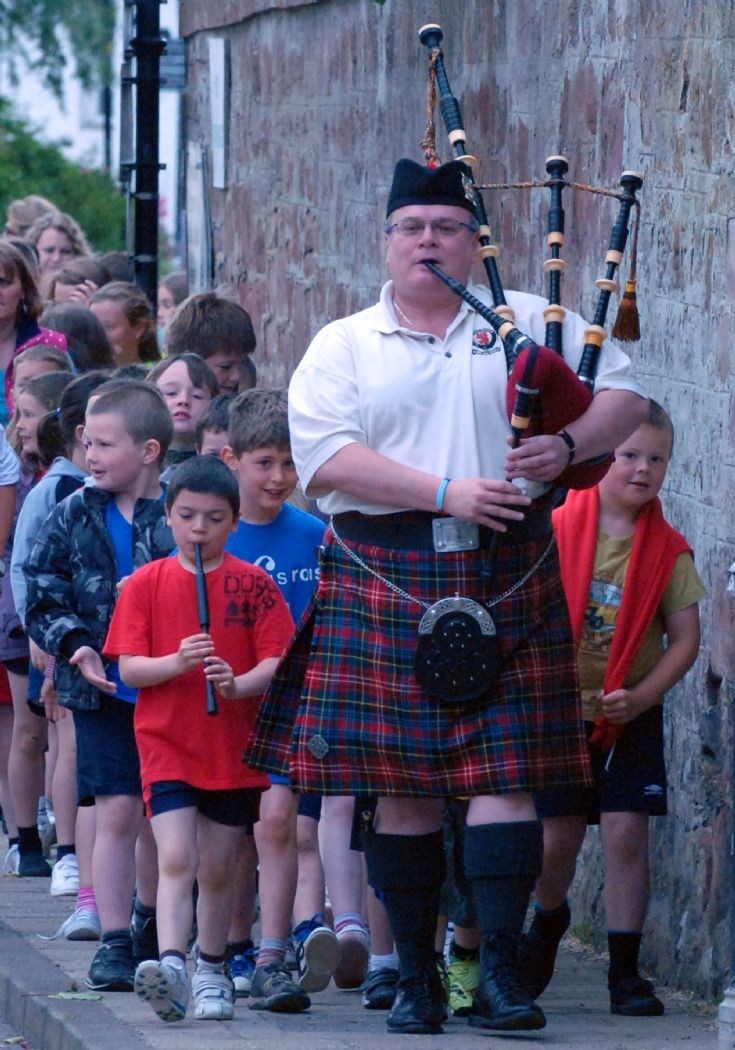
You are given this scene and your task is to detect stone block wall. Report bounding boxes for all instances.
[180,0,735,996]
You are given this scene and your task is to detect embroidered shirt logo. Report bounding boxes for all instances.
[471,328,498,355]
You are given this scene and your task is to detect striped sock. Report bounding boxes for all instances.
[257,937,288,968]
[334,913,368,939]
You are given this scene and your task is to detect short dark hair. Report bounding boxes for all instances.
[40,302,115,372]
[165,455,240,518]
[166,292,256,359]
[647,399,675,455]
[195,393,235,450]
[147,353,219,398]
[86,379,173,465]
[227,388,290,457]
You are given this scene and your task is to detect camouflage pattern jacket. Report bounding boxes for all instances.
[24,484,174,710]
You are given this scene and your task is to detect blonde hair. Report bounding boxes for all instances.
[27,210,91,258]
[5,195,56,237]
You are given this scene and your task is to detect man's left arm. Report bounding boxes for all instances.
[505,388,649,484]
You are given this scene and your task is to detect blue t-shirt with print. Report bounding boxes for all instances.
[105,500,138,704]
[224,503,325,623]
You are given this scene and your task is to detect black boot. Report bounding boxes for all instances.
[470,931,546,1031]
[518,899,571,998]
[465,820,546,1032]
[364,830,446,1035]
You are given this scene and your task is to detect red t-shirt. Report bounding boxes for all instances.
[104,552,294,797]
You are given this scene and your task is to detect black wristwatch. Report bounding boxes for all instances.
[557,429,576,464]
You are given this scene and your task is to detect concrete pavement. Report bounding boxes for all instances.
[0,855,719,1050]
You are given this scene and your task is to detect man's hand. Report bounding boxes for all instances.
[505,434,572,483]
[442,477,531,531]
[69,646,117,694]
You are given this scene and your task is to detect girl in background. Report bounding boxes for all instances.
[12,372,111,930]
[4,370,73,879]
[89,282,160,367]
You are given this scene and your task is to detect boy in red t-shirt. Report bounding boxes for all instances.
[104,456,294,1024]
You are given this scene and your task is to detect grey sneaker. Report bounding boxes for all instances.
[135,959,189,1022]
[38,905,101,942]
[249,962,311,1013]
[192,969,234,1020]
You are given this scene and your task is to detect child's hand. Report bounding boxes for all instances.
[69,646,117,694]
[204,655,237,699]
[41,677,65,722]
[177,633,215,673]
[599,687,657,725]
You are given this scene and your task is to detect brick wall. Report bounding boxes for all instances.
[180,0,735,996]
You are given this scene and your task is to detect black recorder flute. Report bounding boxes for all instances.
[194,543,218,716]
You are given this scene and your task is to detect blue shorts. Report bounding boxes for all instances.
[148,780,262,830]
[534,705,667,823]
[26,664,45,717]
[73,697,141,805]
[268,774,322,821]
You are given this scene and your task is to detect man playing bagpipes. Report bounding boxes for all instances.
[245,157,648,1035]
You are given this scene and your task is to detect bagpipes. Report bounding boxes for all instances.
[417,23,643,489]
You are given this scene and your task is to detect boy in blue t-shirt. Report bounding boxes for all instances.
[219,388,338,1011]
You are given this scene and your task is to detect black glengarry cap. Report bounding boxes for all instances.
[386,158,476,218]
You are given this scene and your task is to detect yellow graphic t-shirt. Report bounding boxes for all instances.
[577,532,705,721]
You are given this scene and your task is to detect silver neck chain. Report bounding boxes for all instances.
[329,518,554,612]
[392,297,419,330]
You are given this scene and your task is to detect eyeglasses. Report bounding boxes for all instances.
[385,218,479,238]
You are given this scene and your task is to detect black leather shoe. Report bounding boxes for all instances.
[468,934,546,1032]
[361,966,399,1009]
[609,975,665,1016]
[387,974,444,1034]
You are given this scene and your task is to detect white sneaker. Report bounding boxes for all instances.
[50,853,79,897]
[192,968,234,1020]
[2,843,19,875]
[135,959,189,1022]
[38,906,101,941]
[2,839,19,873]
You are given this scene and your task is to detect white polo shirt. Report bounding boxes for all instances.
[289,282,646,516]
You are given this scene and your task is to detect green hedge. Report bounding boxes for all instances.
[0,97,125,252]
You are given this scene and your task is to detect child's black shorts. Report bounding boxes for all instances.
[72,696,142,805]
[148,780,262,831]
[534,704,667,823]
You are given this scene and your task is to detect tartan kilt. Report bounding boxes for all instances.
[246,527,592,797]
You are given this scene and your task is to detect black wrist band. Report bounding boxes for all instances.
[557,429,576,464]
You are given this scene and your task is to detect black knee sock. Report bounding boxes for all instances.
[608,931,642,983]
[530,900,571,942]
[464,821,544,937]
[365,830,445,979]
